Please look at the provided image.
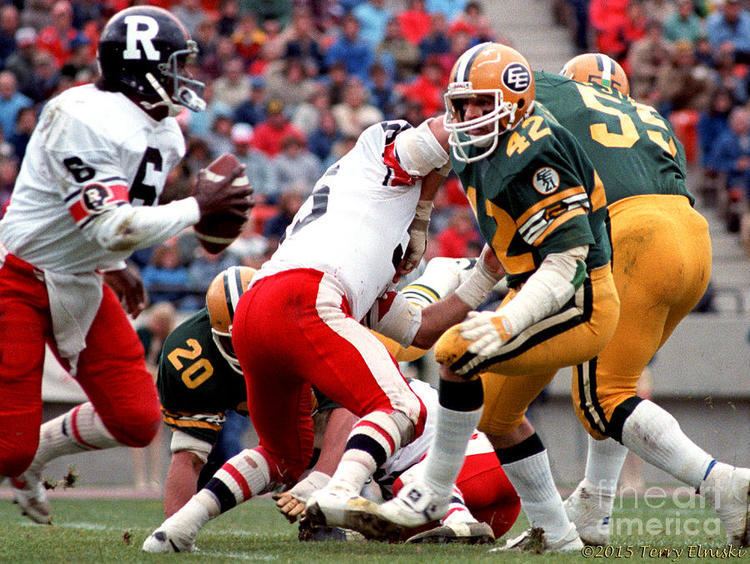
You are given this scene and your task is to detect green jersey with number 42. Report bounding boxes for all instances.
[534,71,693,205]
[451,106,611,288]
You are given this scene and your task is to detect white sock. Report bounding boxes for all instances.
[621,400,713,489]
[421,404,482,498]
[584,436,628,497]
[28,402,118,474]
[504,450,572,542]
[163,490,216,540]
[206,448,273,512]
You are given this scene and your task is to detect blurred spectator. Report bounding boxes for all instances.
[325,14,374,81]
[711,43,749,104]
[712,106,750,202]
[230,122,279,203]
[234,75,267,126]
[399,58,446,118]
[434,207,481,258]
[399,0,432,46]
[142,243,191,307]
[0,71,32,139]
[332,77,383,137]
[185,137,213,173]
[450,1,492,38]
[353,0,391,48]
[228,219,268,268]
[0,5,19,68]
[171,0,204,37]
[200,35,238,79]
[706,0,750,61]
[59,35,94,82]
[589,0,629,58]
[292,85,331,135]
[698,89,734,172]
[272,134,322,194]
[8,106,36,161]
[323,134,358,169]
[5,27,37,95]
[194,16,221,67]
[396,99,427,128]
[308,109,341,162]
[0,155,17,216]
[419,12,451,61]
[627,19,672,103]
[136,302,177,371]
[27,51,60,103]
[325,61,351,105]
[36,0,83,69]
[71,0,102,32]
[655,40,713,113]
[218,0,241,37]
[642,0,676,25]
[265,56,316,110]
[188,246,238,296]
[427,0,467,20]
[205,112,236,157]
[21,0,52,32]
[186,84,232,138]
[241,0,293,27]
[378,17,421,80]
[232,13,266,61]
[366,62,399,118]
[263,189,304,244]
[663,0,703,44]
[251,98,305,156]
[213,57,252,111]
[279,7,324,70]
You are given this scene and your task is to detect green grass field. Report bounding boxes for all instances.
[0,495,740,563]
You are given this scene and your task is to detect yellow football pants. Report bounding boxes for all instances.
[435,264,620,436]
[572,195,711,439]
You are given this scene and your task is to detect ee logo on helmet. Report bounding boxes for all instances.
[503,63,531,93]
[123,15,161,61]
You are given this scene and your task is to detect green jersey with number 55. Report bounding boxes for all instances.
[534,71,693,205]
[157,307,247,446]
[451,107,611,288]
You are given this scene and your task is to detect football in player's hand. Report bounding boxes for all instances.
[194,153,252,254]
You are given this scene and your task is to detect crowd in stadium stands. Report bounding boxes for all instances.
[559,0,750,252]
[0,0,505,309]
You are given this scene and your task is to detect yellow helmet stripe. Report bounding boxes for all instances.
[455,41,490,83]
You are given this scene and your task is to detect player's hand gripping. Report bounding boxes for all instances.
[458,246,511,358]
[273,471,330,523]
[193,164,254,220]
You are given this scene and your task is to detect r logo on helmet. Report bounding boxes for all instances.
[502,63,531,93]
[123,15,161,61]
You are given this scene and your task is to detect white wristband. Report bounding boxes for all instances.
[455,260,501,309]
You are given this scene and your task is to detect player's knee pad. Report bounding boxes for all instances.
[434,326,471,375]
[362,409,418,451]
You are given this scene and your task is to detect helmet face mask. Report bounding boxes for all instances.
[444,43,535,163]
[98,6,207,116]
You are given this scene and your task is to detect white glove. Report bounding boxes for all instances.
[398,200,433,276]
[459,311,514,359]
[273,470,330,522]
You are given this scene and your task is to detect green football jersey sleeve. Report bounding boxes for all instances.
[451,109,611,287]
[535,71,693,205]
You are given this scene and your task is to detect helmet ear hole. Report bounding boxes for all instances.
[517,99,525,109]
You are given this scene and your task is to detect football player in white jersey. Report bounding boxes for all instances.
[142,115,507,547]
[0,5,253,522]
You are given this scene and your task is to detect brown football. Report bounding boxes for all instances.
[194,153,251,254]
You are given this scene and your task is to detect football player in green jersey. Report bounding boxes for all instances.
[367,43,621,552]
[531,53,749,547]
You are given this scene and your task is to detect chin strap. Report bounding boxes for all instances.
[142,72,184,117]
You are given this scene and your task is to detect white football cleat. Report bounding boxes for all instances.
[10,471,51,525]
[564,481,612,545]
[305,486,398,540]
[377,481,450,528]
[406,521,495,544]
[699,462,750,546]
[141,527,196,553]
[491,524,584,553]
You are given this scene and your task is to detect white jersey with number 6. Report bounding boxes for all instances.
[254,120,423,321]
[0,84,187,273]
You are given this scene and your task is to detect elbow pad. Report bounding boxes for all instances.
[394,119,450,177]
[500,245,588,335]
